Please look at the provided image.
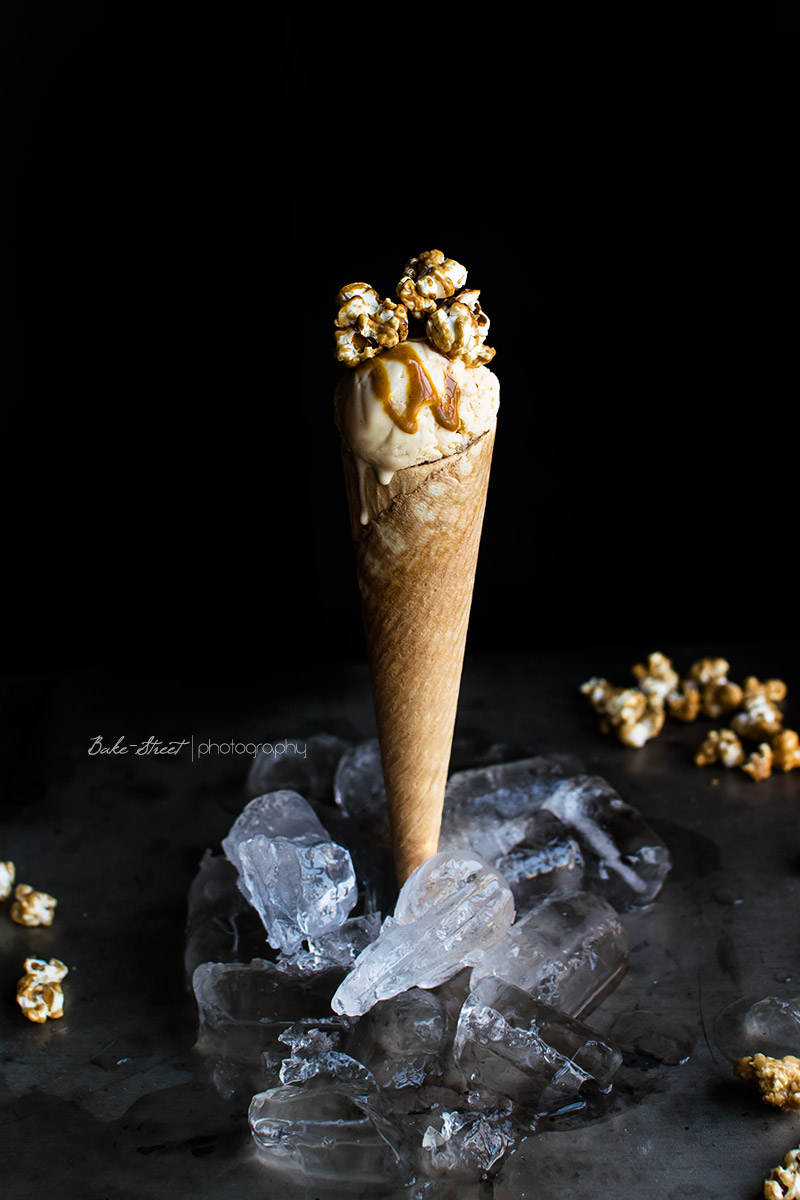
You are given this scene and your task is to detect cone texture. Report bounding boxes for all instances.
[342,430,495,884]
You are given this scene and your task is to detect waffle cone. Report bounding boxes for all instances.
[341,430,495,884]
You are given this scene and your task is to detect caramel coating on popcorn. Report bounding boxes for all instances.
[667,682,701,722]
[0,860,15,902]
[687,657,731,686]
[741,742,774,781]
[632,652,679,704]
[334,283,409,366]
[581,679,646,725]
[396,250,468,317]
[773,729,800,773]
[10,884,57,927]
[16,957,68,1024]
[427,288,496,367]
[735,1054,800,1110]
[743,676,788,704]
[732,693,784,740]
[694,729,744,768]
[765,1147,800,1200]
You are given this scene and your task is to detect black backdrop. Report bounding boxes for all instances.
[4,3,797,671]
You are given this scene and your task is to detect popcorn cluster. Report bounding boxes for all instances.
[735,1053,800,1111]
[764,1147,800,1200]
[1,860,67,1023]
[16,957,68,1024]
[581,653,796,781]
[335,249,495,367]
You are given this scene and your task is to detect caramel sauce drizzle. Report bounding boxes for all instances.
[370,342,460,434]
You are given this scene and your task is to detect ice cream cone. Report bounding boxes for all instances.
[340,429,495,884]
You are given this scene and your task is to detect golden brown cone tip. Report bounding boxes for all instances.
[341,430,495,884]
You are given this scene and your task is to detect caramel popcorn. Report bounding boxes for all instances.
[666,682,701,722]
[10,884,57,927]
[334,283,409,366]
[617,696,666,747]
[16,957,68,1024]
[632,652,679,704]
[0,860,15,901]
[773,729,800,773]
[741,742,774,781]
[732,693,784,740]
[701,679,743,720]
[580,678,647,727]
[765,1147,800,1200]
[743,676,788,704]
[735,1054,800,1111]
[694,729,745,768]
[426,288,496,367]
[396,250,467,317]
[687,657,731,686]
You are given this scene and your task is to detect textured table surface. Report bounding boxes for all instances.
[2,644,799,1200]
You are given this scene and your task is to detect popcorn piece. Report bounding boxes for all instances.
[694,729,745,768]
[687,657,731,687]
[735,1054,800,1111]
[632,652,679,704]
[10,884,58,927]
[743,676,788,704]
[667,682,701,722]
[427,288,496,367]
[581,678,646,725]
[773,730,800,773]
[741,743,774,782]
[765,1147,800,1200]
[16,957,68,1024]
[334,282,408,366]
[396,249,467,318]
[732,693,784,741]
[701,679,744,720]
[0,860,15,901]
[617,695,666,748]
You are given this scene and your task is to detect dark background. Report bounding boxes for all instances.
[3,3,797,672]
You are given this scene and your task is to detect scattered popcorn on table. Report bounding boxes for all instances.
[694,729,745,769]
[16,957,68,1024]
[0,861,15,902]
[735,1053,800,1111]
[741,742,774,782]
[10,884,58,927]
[772,730,800,773]
[764,1147,800,1200]
[581,651,793,782]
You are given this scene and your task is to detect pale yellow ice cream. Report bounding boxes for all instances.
[334,339,499,491]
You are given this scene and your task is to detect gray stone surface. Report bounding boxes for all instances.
[1,644,798,1198]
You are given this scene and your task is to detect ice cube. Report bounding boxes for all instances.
[331,852,515,1018]
[714,994,800,1062]
[245,733,349,801]
[542,775,671,909]
[346,987,448,1089]
[333,739,388,819]
[249,1078,413,1190]
[453,977,622,1112]
[495,820,585,912]
[238,835,357,955]
[421,1108,516,1178]
[184,850,263,978]
[223,791,358,955]
[470,890,627,1017]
